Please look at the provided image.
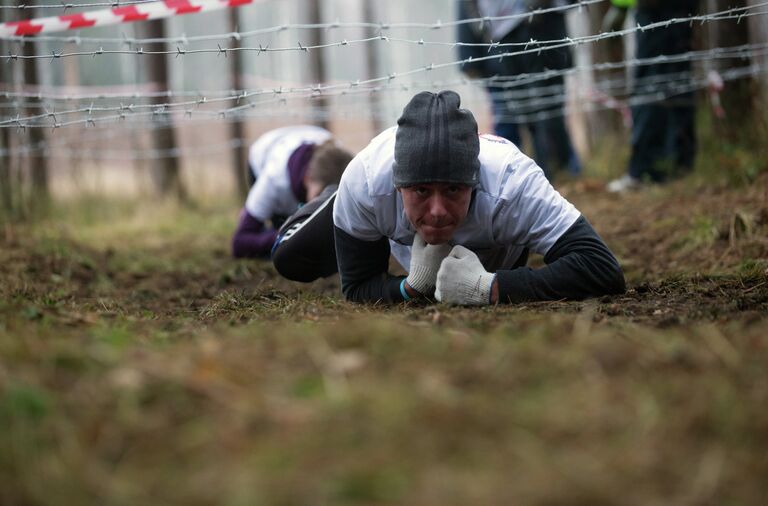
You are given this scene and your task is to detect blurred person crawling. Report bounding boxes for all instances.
[272,91,625,305]
[231,125,353,258]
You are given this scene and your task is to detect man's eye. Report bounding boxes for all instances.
[446,185,460,194]
[414,187,428,196]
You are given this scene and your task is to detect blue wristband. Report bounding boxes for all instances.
[489,273,497,304]
[400,278,411,301]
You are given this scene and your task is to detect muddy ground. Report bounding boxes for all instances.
[3,174,766,327]
[1,173,767,506]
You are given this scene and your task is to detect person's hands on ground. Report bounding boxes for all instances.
[435,246,496,306]
[405,235,453,296]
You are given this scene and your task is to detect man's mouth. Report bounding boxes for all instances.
[420,224,453,236]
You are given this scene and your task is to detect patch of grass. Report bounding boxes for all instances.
[694,108,768,187]
[1,171,768,505]
[676,215,720,252]
[581,106,768,188]
[4,315,765,505]
[0,383,52,424]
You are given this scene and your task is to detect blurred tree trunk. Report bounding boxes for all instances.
[228,7,249,199]
[706,0,752,138]
[0,58,13,218]
[585,2,626,147]
[142,19,187,202]
[1,0,22,220]
[364,0,385,136]
[63,40,82,178]
[306,0,329,130]
[0,0,10,214]
[23,8,50,214]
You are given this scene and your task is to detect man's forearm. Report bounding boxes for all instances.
[334,226,406,303]
[495,216,625,303]
[232,209,277,258]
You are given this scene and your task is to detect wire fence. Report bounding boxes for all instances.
[4,2,767,60]
[1,0,766,164]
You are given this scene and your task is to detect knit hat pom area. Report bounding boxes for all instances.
[393,90,480,188]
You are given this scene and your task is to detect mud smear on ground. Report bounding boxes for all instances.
[2,175,766,329]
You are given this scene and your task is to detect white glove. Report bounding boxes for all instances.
[405,234,453,295]
[435,246,496,306]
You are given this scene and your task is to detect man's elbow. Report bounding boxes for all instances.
[604,261,626,296]
[340,282,360,303]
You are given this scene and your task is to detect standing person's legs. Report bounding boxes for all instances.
[272,187,338,282]
[611,6,694,190]
[528,13,579,177]
[531,115,580,178]
[667,101,696,176]
[544,114,582,176]
[628,103,668,182]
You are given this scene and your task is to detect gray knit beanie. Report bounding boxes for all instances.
[393,90,480,187]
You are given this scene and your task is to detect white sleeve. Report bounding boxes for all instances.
[493,160,580,256]
[244,172,279,222]
[332,156,382,241]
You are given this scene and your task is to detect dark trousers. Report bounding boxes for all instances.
[628,101,695,181]
[272,190,338,282]
[628,5,697,182]
[496,15,581,178]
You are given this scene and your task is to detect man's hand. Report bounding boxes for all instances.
[405,235,452,296]
[435,246,496,306]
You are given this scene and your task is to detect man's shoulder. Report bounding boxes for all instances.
[478,133,525,165]
[476,134,542,198]
[344,127,398,199]
[250,125,330,170]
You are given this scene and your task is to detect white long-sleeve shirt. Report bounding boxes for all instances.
[333,126,580,272]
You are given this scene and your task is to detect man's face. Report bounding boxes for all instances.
[399,183,473,245]
[304,177,324,202]
[305,180,325,202]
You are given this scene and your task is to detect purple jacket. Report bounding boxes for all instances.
[232,143,315,258]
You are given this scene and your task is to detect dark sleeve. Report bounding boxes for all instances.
[495,215,626,302]
[334,226,406,304]
[232,208,278,259]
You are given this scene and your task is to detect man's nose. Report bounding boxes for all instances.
[427,194,449,217]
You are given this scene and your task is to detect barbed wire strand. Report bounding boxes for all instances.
[1,59,761,142]
[0,69,701,111]
[2,41,762,109]
[4,1,765,61]
[1,66,757,161]
[1,0,602,41]
[3,39,766,128]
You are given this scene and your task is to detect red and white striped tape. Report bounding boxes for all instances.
[1,0,253,38]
